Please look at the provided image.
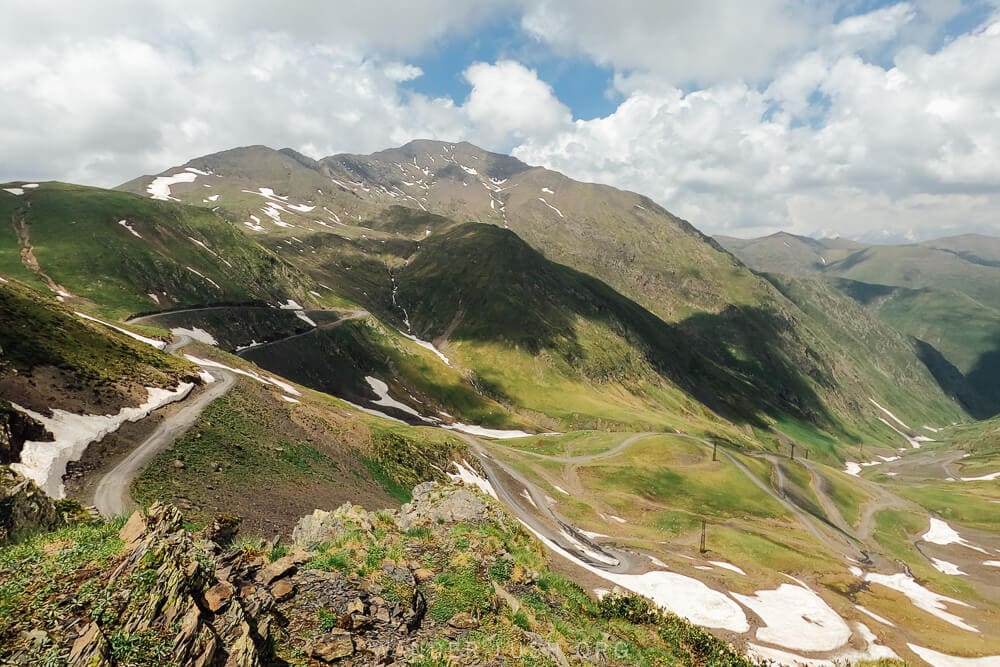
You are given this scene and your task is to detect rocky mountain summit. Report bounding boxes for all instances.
[0,481,754,666]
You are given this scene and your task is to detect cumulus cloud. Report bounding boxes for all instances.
[462,61,572,147]
[1,0,999,241]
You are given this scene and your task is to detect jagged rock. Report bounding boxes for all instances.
[68,622,109,666]
[205,581,235,612]
[447,611,479,629]
[271,578,295,601]
[383,563,415,587]
[258,555,297,584]
[413,568,434,583]
[292,508,347,548]
[396,483,491,531]
[0,466,65,544]
[0,401,49,465]
[310,630,354,662]
[346,597,366,615]
[200,512,241,547]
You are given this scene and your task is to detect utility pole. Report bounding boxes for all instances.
[805,449,809,460]
[700,520,707,553]
[712,442,718,461]
[790,443,795,461]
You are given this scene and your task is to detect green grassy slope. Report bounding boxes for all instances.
[0,182,311,318]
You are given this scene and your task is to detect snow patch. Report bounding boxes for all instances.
[908,644,1000,666]
[75,312,166,350]
[183,355,300,396]
[855,605,895,627]
[184,167,212,176]
[365,376,427,421]
[446,459,497,499]
[709,561,746,575]
[205,194,219,202]
[294,311,317,327]
[186,267,221,290]
[442,423,535,439]
[959,471,1000,482]
[3,187,24,195]
[281,395,300,404]
[147,293,159,304]
[732,583,851,652]
[923,518,988,554]
[10,383,194,497]
[169,327,217,345]
[280,299,303,310]
[845,461,862,476]
[541,187,554,194]
[521,521,749,632]
[537,197,564,218]
[930,558,965,576]
[400,331,450,366]
[117,219,142,238]
[147,172,197,200]
[552,484,568,495]
[864,571,976,632]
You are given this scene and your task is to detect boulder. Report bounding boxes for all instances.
[397,484,490,531]
[310,630,354,662]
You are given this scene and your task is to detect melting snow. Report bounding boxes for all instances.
[864,571,976,632]
[3,187,24,195]
[442,423,535,439]
[908,644,1000,666]
[959,471,1000,482]
[845,461,863,476]
[288,203,315,213]
[869,398,911,430]
[923,518,988,553]
[537,197,564,218]
[541,187,554,194]
[23,183,39,188]
[552,484,568,495]
[446,459,498,499]
[400,331,450,366]
[117,220,142,238]
[709,561,746,575]
[186,267,221,290]
[10,383,194,497]
[855,605,895,627]
[983,561,1000,568]
[183,355,301,396]
[169,327,217,345]
[147,172,197,200]
[75,312,166,350]
[281,395,300,404]
[522,520,749,631]
[280,299,303,310]
[930,558,965,576]
[205,194,220,202]
[148,293,159,304]
[732,583,851,652]
[365,376,428,421]
[184,167,212,176]
[294,310,317,327]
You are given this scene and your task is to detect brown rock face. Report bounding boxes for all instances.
[310,630,355,662]
[0,466,64,544]
[204,581,235,612]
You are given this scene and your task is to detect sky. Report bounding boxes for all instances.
[2,1,1000,241]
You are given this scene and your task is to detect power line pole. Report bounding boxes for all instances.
[790,443,795,461]
[700,520,707,553]
[712,442,718,461]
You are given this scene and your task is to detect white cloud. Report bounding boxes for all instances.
[521,0,829,85]
[1,1,999,241]
[514,7,1000,239]
[462,60,572,147]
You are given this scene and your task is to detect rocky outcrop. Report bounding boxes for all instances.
[0,401,50,465]
[0,466,65,543]
[396,481,492,531]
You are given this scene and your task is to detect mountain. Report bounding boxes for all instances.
[115,143,966,444]
[4,142,1000,663]
[718,230,1000,417]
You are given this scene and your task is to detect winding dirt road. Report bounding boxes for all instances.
[92,368,235,518]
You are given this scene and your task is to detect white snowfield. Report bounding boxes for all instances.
[445,459,497,499]
[147,171,197,201]
[733,583,851,652]
[923,518,988,554]
[400,331,451,366]
[959,471,1000,482]
[844,461,863,476]
[169,327,217,345]
[869,398,911,430]
[75,312,167,350]
[280,299,303,310]
[294,311,317,327]
[709,561,746,575]
[864,571,977,632]
[442,422,535,439]
[930,558,965,576]
[365,376,426,420]
[3,187,25,195]
[748,620,899,666]
[11,383,193,498]
[909,644,1000,666]
[522,520,751,632]
[183,355,301,396]
[537,197,564,218]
